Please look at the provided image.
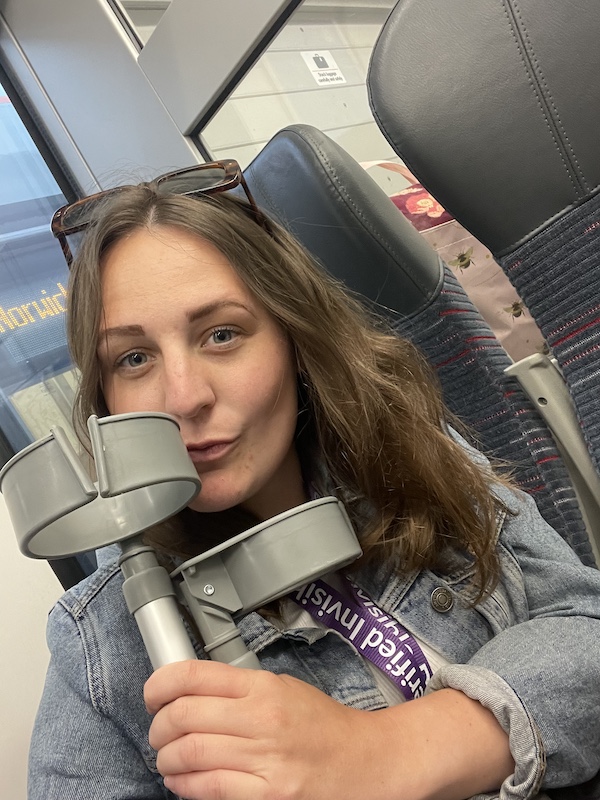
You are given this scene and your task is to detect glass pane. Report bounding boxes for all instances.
[117,0,172,46]
[0,83,77,456]
[200,0,406,193]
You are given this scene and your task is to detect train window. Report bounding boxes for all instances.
[117,0,403,187]
[113,1,172,46]
[198,1,399,171]
[0,80,77,462]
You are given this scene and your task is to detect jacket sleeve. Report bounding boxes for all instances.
[28,600,170,800]
[428,487,600,799]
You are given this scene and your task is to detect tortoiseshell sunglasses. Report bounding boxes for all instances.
[51,159,268,267]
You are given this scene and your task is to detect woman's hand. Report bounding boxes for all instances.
[145,659,381,800]
[145,660,514,800]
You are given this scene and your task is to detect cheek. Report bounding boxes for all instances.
[268,366,299,438]
[100,376,157,416]
[100,373,125,415]
[99,371,117,414]
[243,356,298,434]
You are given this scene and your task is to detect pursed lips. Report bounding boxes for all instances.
[186,439,238,465]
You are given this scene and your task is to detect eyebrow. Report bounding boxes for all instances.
[99,300,255,341]
[187,300,254,324]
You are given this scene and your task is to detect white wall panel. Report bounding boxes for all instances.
[202,10,395,167]
[271,18,385,50]
[333,122,398,165]
[285,85,374,127]
[202,99,294,152]
[0,495,62,800]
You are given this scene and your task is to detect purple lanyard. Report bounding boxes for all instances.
[292,577,432,701]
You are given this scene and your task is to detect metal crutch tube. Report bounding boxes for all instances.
[119,538,198,669]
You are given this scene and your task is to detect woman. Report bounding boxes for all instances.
[31,163,600,800]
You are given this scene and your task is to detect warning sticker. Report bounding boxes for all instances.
[301,50,346,86]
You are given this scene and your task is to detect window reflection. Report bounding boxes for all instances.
[0,84,76,456]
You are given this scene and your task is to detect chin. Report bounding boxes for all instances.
[188,498,235,514]
[187,489,249,515]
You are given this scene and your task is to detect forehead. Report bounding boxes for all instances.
[99,225,253,321]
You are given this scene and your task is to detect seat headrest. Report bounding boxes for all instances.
[368,0,600,255]
[243,124,442,318]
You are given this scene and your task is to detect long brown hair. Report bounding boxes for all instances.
[67,185,506,598]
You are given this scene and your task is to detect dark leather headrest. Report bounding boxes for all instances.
[368,0,600,255]
[243,124,442,318]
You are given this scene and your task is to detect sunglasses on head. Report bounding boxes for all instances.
[51,160,268,267]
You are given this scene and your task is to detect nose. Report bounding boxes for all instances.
[161,353,216,421]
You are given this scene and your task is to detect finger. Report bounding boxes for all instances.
[149,695,257,749]
[156,732,263,776]
[145,660,258,714]
[164,768,266,800]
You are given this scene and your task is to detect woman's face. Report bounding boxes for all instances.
[98,225,306,520]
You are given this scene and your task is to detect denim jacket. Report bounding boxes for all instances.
[28,480,600,800]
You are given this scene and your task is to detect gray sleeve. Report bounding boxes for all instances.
[28,602,168,800]
[427,665,546,799]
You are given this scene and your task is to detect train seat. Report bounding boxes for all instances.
[367,0,600,562]
[243,124,594,565]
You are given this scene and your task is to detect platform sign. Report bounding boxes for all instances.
[301,50,346,86]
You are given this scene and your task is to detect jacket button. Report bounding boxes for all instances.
[431,586,453,613]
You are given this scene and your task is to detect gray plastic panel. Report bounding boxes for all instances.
[0,413,200,558]
[505,355,600,564]
[176,497,362,614]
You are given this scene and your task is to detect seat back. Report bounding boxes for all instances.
[243,124,595,565]
[367,0,600,559]
[368,0,600,256]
